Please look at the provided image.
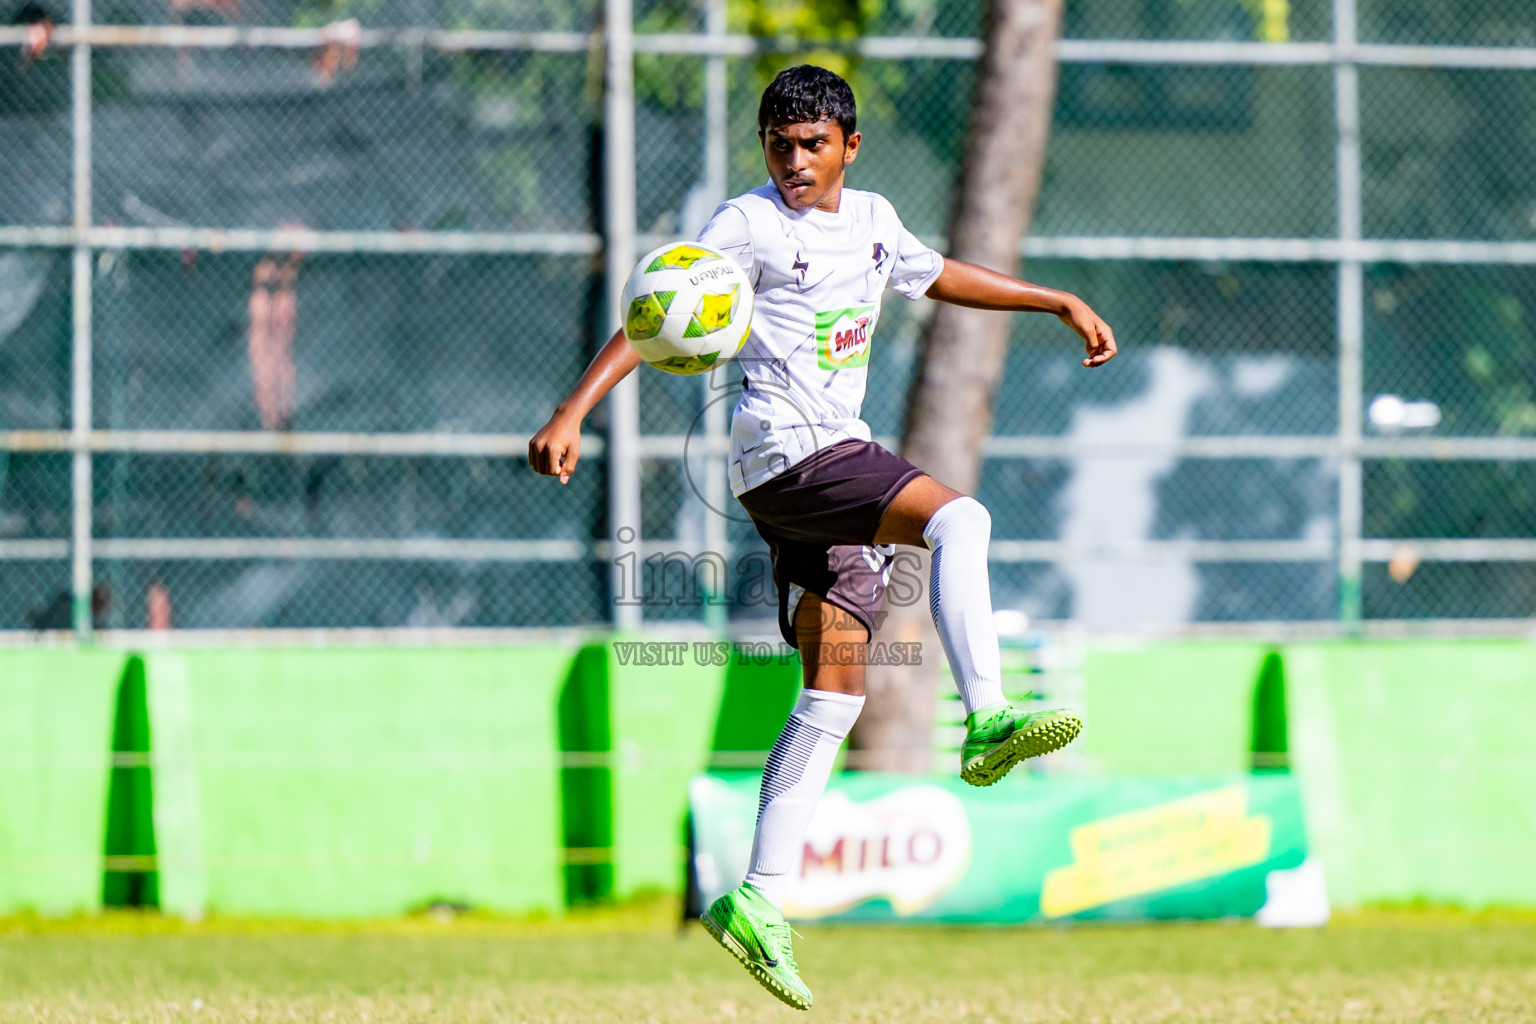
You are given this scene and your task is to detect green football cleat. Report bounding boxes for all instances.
[700,883,813,1011]
[960,701,1083,787]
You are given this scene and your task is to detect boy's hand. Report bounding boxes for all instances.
[528,412,582,484]
[1059,299,1117,368]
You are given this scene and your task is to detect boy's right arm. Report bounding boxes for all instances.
[528,328,643,484]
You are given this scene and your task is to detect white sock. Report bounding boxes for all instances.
[923,496,1008,719]
[743,688,865,909]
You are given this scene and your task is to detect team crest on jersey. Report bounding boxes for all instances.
[816,304,877,370]
[792,251,810,285]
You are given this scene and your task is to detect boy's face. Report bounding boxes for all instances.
[760,118,861,212]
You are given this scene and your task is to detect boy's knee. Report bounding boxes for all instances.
[790,686,866,733]
[924,495,991,548]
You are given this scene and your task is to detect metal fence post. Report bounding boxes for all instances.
[606,0,643,628]
[1333,0,1364,627]
[69,0,94,637]
[700,0,730,630]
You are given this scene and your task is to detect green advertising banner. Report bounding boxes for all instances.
[690,773,1314,924]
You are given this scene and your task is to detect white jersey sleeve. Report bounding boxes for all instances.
[696,203,757,282]
[885,204,944,300]
[889,224,944,299]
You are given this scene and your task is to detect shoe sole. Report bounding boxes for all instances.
[961,709,1083,787]
[700,908,813,1011]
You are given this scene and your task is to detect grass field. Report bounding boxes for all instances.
[2,904,1534,1023]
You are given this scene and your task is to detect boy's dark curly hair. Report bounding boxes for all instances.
[757,65,857,141]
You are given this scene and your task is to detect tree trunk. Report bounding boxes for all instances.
[851,0,1063,771]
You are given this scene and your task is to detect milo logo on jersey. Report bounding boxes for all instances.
[816,304,877,370]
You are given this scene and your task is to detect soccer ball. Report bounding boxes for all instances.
[621,241,754,375]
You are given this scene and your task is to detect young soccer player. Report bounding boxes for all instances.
[529,65,1117,1009]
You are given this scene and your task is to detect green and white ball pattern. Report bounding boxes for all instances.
[621,241,754,375]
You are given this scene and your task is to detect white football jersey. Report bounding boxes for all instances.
[695,183,944,496]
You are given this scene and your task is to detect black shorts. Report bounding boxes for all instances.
[735,438,925,648]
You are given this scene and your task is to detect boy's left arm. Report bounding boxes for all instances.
[925,259,1117,368]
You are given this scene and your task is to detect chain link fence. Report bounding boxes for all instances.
[2,0,1535,634]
